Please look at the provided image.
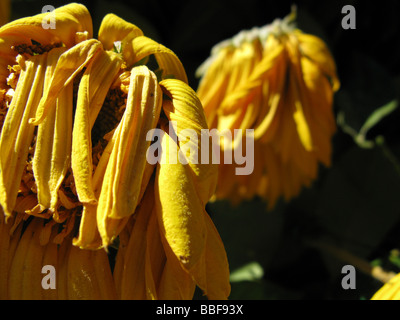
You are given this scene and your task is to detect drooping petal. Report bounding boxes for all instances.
[98,13,143,51]
[219,39,284,115]
[87,50,123,128]
[97,65,162,233]
[196,46,234,127]
[71,49,123,207]
[155,128,207,273]
[0,3,92,88]
[129,36,188,83]
[203,212,231,299]
[0,3,92,48]
[66,242,116,299]
[117,184,154,299]
[0,53,47,217]
[157,244,196,300]
[144,208,166,300]
[71,66,96,205]
[8,218,44,299]
[0,212,23,299]
[253,50,287,141]
[160,79,218,205]
[32,47,73,212]
[73,125,122,249]
[295,30,340,92]
[30,39,103,125]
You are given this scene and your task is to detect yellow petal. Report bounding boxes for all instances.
[72,204,102,250]
[0,3,92,88]
[129,36,188,83]
[157,214,196,300]
[87,50,123,128]
[155,129,207,272]
[119,184,154,299]
[290,66,313,152]
[0,53,47,217]
[71,66,96,205]
[8,218,43,299]
[157,257,196,300]
[30,39,103,125]
[92,247,118,300]
[98,13,143,51]
[56,233,70,300]
[75,124,120,249]
[253,51,287,141]
[0,212,21,299]
[371,273,400,300]
[295,30,340,92]
[33,47,73,212]
[21,219,48,300]
[70,50,123,208]
[0,3,92,48]
[219,41,284,114]
[66,244,102,299]
[144,208,166,300]
[160,79,218,205]
[97,65,162,221]
[196,47,234,127]
[202,212,231,299]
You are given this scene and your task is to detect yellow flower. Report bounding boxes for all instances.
[0,3,230,300]
[0,0,10,26]
[371,273,400,300]
[196,9,340,209]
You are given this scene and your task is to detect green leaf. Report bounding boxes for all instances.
[359,100,398,137]
[230,262,264,283]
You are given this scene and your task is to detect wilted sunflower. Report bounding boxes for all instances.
[196,9,340,209]
[0,3,230,300]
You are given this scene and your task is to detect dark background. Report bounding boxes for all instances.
[10,0,400,299]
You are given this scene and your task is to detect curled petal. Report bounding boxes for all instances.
[0,3,92,88]
[96,66,161,246]
[117,184,155,299]
[219,40,284,114]
[98,13,143,51]
[129,36,188,83]
[295,30,340,91]
[30,39,103,125]
[71,67,96,205]
[160,79,217,204]
[0,53,47,216]
[33,47,73,212]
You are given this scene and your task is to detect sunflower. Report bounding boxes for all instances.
[0,3,230,300]
[196,9,340,209]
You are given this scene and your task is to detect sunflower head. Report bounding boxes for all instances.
[196,8,340,209]
[0,3,230,300]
